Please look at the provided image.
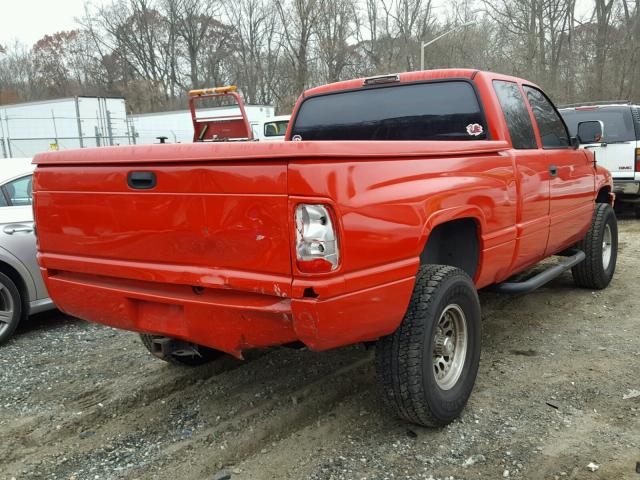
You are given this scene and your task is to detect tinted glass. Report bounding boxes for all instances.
[560,107,636,142]
[0,191,7,207]
[524,86,570,148]
[291,81,487,141]
[493,80,537,149]
[4,175,33,206]
[264,120,289,137]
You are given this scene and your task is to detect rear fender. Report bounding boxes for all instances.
[418,206,485,280]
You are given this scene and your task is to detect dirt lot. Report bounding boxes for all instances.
[1,218,639,480]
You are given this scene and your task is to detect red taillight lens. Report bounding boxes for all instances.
[295,204,339,273]
[635,148,640,172]
[296,258,335,273]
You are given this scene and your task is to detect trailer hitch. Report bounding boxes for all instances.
[147,336,202,360]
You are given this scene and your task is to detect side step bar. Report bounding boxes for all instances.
[491,249,585,294]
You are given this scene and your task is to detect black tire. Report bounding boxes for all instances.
[634,206,640,220]
[572,203,618,289]
[375,265,482,427]
[0,272,22,346]
[139,334,223,366]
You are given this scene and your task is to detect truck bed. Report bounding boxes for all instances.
[33,140,509,355]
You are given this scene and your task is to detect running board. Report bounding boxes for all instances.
[491,249,585,294]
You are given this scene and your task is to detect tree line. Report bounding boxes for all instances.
[0,0,638,114]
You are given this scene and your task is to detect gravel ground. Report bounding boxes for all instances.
[1,218,639,480]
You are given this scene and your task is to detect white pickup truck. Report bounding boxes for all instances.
[560,103,640,215]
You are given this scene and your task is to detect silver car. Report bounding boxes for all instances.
[0,158,54,344]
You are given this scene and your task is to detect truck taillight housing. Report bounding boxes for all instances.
[295,204,339,273]
[636,148,640,172]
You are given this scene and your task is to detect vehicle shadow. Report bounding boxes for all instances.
[15,308,80,335]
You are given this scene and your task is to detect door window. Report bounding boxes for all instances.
[523,86,570,148]
[493,80,537,149]
[2,175,33,206]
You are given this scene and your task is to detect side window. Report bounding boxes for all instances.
[493,80,537,149]
[0,191,7,207]
[523,86,570,148]
[2,175,33,206]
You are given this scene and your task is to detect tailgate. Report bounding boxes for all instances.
[33,140,510,299]
[33,150,292,297]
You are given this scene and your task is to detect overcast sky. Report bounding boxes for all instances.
[0,0,103,47]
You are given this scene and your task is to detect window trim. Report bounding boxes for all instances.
[523,84,572,150]
[289,77,492,141]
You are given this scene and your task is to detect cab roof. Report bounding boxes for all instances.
[301,69,540,98]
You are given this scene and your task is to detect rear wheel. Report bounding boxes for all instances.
[139,334,223,366]
[572,203,618,289]
[375,265,481,427]
[0,272,22,346]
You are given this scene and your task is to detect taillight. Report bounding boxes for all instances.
[295,204,339,273]
[635,148,640,172]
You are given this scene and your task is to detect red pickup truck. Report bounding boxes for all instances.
[33,69,617,427]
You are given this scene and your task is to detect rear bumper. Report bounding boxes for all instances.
[613,179,640,196]
[42,268,415,357]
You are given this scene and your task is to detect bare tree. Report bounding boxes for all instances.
[92,0,180,108]
[382,0,434,70]
[275,0,319,98]
[315,0,358,82]
[593,0,615,99]
[225,0,281,104]
[164,0,221,88]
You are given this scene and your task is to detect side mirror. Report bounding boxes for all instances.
[577,120,604,144]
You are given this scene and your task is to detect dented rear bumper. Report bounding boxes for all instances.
[41,263,415,357]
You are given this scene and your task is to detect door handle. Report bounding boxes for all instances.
[3,225,33,234]
[549,165,558,177]
[127,171,157,190]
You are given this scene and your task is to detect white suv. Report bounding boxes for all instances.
[560,103,640,215]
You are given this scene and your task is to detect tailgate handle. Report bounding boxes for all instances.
[127,171,156,190]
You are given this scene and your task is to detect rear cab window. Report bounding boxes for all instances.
[560,106,637,143]
[290,80,488,141]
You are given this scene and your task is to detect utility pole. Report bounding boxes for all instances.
[420,20,478,71]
